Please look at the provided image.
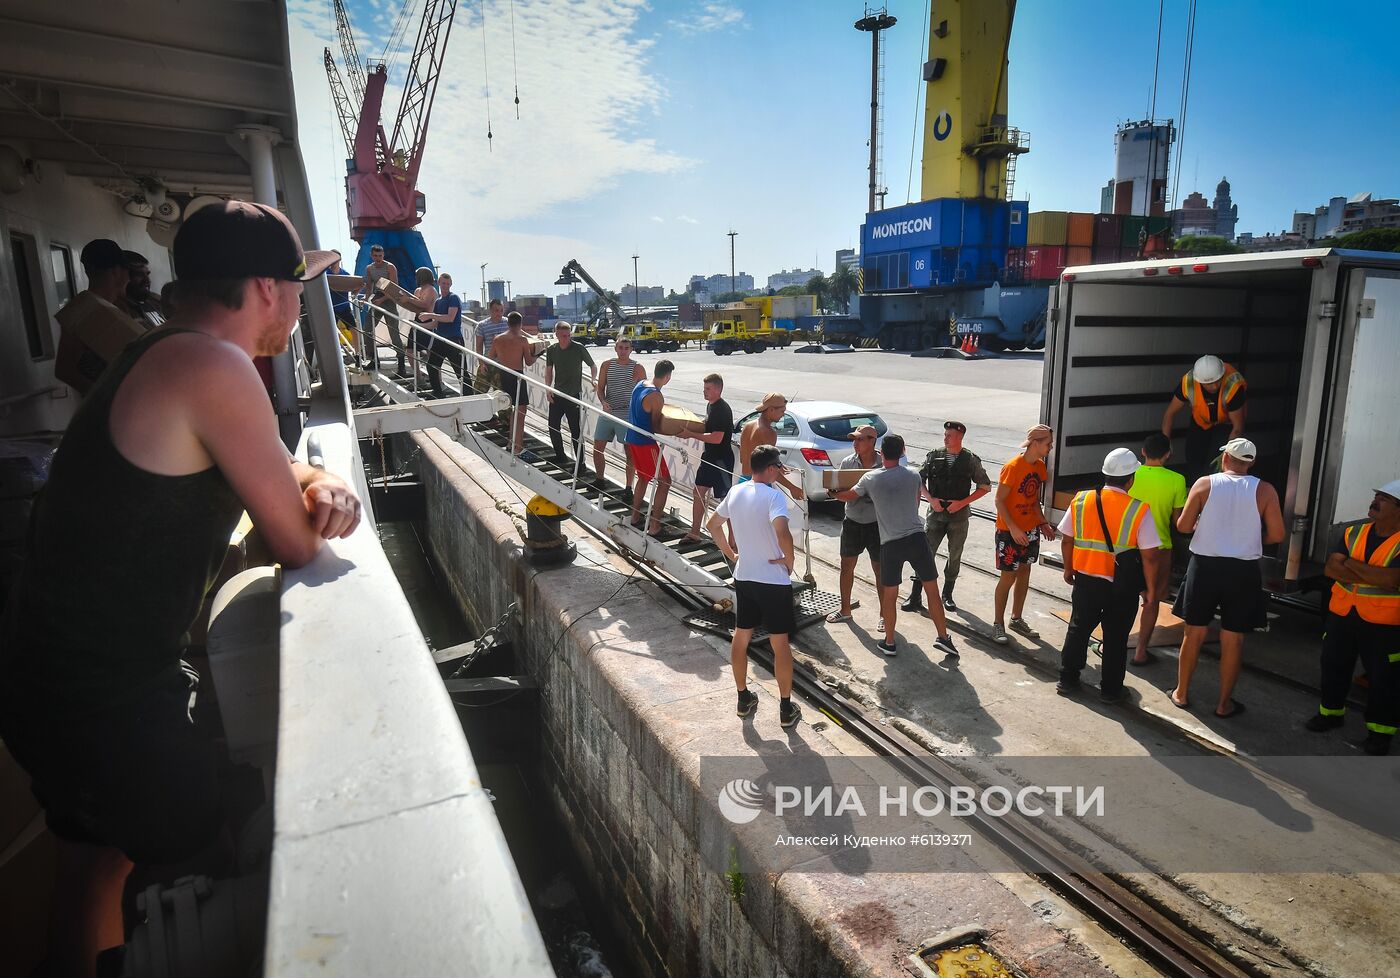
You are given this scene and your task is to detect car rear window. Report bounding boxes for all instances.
[809,414,887,441]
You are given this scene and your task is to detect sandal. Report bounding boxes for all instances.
[825,610,853,624]
[1129,650,1156,667]
[1170,695,1191,709]
[1215,699,1246,719]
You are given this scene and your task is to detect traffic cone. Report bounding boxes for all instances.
[962,334,972,353]
[971,334,980,353]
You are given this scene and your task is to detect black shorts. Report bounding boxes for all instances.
[695,456,734,498]
[994,528,1040,572]
[839,518,882,561]
[735,580,796,635]
[503,375,528,406]
[0,668,224,865]
[879,531,937,588]
[1173,554,1266,633]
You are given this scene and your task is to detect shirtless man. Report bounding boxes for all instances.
[0,201,361,978]
[738,392,804,500]
[489,311,540,455]
[359,244,403,374]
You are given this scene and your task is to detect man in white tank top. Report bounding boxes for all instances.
[1169,438,1285,718]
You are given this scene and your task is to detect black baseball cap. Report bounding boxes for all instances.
[944,420,967,433]
[80,238,126,272]
[174,201,338,282]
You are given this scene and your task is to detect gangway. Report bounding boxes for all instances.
[343,303,837,626]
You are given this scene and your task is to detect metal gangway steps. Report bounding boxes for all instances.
[343,300,838,636]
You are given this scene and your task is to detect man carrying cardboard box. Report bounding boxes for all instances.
[54,239,144,395]
[825,424,886,625]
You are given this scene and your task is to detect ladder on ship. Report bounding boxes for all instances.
[345,306,837,635]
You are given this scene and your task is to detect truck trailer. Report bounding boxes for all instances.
[1040,248,1400,591]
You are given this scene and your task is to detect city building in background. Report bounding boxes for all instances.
[1111,119,1175,217]
[554,290,587,318]
[766,267,822,290]
[620,284,666,306]
[487,278,507,304]
[835,248,857,271]
[688,272,755,297]
[1100,181,1115,214]
[1170,177,1238,240]
[1235,230,1310,252]
[1291,192,1399,242]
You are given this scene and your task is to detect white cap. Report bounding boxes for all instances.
[1377,479,1400,502]
[1193,355,1225,384]
[1102,447,1141,477]
[1219,437,1257,461]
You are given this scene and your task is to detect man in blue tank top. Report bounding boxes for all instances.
[626,359,674,534]
[0,201,362,976]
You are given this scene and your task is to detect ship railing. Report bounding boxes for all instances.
[227,280,554,977]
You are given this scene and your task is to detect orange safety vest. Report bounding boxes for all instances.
[1071,490,1149,578]
[1329,523,1400,626]
[1179,362,1246,430]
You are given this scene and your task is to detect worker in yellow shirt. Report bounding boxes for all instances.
[1306,479,1400,756]
[1160,354,1246,477]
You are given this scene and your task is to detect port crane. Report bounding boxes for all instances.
[555,259,626,331]
[323,0,458,279]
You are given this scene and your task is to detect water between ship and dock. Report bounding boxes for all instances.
[377,520,631,978]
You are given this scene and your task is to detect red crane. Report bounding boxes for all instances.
[323,0,458,240]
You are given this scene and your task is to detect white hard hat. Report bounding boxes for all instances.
[1219,437,1257,462]
[1102,447,1141,477]
[1193,355,1226,384]
[1377,479,1400,502]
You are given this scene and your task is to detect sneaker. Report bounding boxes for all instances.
[941,591,957,611]
[932,634,959,658]
[877,640,898,656]
[1361,732,1393,756]
[619,487,635,504]
[519,449,541,463]
[1304,713,1345,732]
[900,597,924,612]
[780,701,803,728]
[1055,677,1081,696]
[1098,686,1129,705]
[1008,617,1040,640]
[991,623,1009,645]
[736,689,758,718]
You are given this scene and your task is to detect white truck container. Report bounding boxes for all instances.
[1040,248,1400,590]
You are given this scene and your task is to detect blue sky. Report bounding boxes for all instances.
[289,0,1400,299]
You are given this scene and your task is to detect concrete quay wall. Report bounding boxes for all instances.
[410,429,1114,978]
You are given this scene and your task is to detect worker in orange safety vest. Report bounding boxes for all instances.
[1306,478,1400,756]
[1160,354,1247,477]
[1055,448,1163,703]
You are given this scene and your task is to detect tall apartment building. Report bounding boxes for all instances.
[766,267,822,291]
[688,272,754,296]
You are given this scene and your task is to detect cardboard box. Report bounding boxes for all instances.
[53,292,147,393]
[657,404,705,436]
[822,468,872,491]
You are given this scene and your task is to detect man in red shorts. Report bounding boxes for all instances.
[626,359,674,534]
[991,424,1057,645]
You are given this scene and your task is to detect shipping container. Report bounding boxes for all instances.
[1028,211,1069,247]
[1093,213,1123,248]
[1121,214,1172,248]
[1066,212,1095,247]
[1005,246,1028,284]
[1010,201,1029,247]
[1065,246,1092,268]
[1026,245,1066,281]
[1091,244,1122,265]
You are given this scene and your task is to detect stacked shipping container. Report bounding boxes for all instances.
[1007,211,1173,284]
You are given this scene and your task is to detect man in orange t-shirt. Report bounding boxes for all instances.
[991,424,1058,645]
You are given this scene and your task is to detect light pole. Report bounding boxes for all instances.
[479,263,488,308]
[631,253,640,315]
[727,229,737,296]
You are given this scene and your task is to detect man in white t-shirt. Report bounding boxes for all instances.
[707,445,801,728]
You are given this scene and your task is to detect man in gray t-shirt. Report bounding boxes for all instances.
[833,434,957,658]
[827,425,886,624]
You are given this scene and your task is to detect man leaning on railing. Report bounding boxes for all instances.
[0,202,362,978]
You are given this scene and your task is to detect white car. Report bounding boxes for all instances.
[730,400,893,501]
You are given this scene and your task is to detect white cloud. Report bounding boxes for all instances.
[650,215,665,223]
[288,0,692,290]
[673,2,747,35]
[676,214,699,224]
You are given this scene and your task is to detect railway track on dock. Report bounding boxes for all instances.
[523,470,1254,978]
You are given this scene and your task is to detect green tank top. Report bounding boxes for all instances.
[1,327,244,717]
